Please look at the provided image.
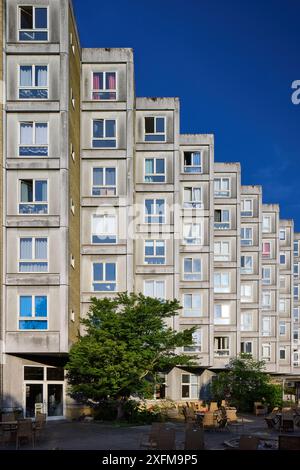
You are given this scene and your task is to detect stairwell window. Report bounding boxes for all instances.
[184,330,202,353]
[183,294,202,317]
[144,240,165,265]
[241,227,253,246]
[183,258,201,281]
[92,167,116,196]
[92,214,117,244]
[92,119,116,148]
[183,187,202,208]
[144,117,166,142]
[214,178,230,197]
[92,72,117,100]
[19,179,48,214]
[144,199,165,224]
[214,209,230,229]
[214,337,230,356]
[19,295,48,330]
[144,158,165,183]
[183,151,202,173]
[93,262,116,292]
[19,237,48,272]
[19,6,48,41]
[19,65,48,99]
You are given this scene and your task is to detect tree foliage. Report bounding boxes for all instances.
[66,293,196,406]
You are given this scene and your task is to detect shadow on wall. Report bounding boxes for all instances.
[1,394,24,418]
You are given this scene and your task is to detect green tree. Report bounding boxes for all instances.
[211,354,282,411]
[66,293,196,419]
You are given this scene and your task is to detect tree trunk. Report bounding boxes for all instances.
[116,399,125,420]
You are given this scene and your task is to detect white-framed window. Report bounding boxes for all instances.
[293,307,300,323]
[279,347,286,360]
[183,258,201,281]
[262,266,271,285]
[262,291,272,309]
[241,227,253,246]
[184,330,202,353]
[144,158,165,183]
[92,71,117,100]
[279,299,286,313]
[280,276,286,290]
[279,321,286,336]
[91,214,117,244]
[93,262,116,292]
[294,330,299,343]
[181,374,199,399]
[241,341,252,354]
[144,199,165,224]
[262,343,271,361]
[279,229,286,241]
[144,240,166,265]
[280,252,286,265]
[183,187,202,208]
[19,121,48,157]
[19,5,48,41]
[92,167,116,196]
[214,209,230,229]
[144,117,166,142]
[214,177,230,197]
[19,295,48,330]
[262,317,271,336]
[214,272,230,293]
[214,304,230,325]
[183,294,202,317]
[241,255,253,274]
[262,215,271,233]
[19,65,48,99]
[183,151,202,173]
[294,241,299,257]
[294,263,299,278]
[214,241,230,261]
[241,312,253,331]
[19,237,48,272]
[293,352,299,367]
[241,284,253,302]
[294,285,299,301]
[262,241,271,259]
[214,336,230,356]
[19,179,48,214]
[144,280,165,300]
[241,199,253,217]
[183,223,202,245]
[92,119,116,148]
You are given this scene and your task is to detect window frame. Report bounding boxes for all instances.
[182,293,202,317]
[143,280,166,300]
[18,236,48,273]
[144,198,166,224]
[262,343,271,361]
[279,229,286,241]
[279,321,286,336]
[18,294,48,331]
[91,71,118,101]
[241,198,253,217]
[262,291,272,310]
[280,252,286,265]
[262,266,272,285]
[18,5,49,42]
[144,157,166,183]
[91,166,117,197]
[183,151,202,174]
[262,241,271,259]
[262,215,272,233]
[241,255,253,274]
[214,177,231,198]
[214,272,230,293]
[241,341,253,354]
[183,329,202,353]
[214,304,230,325]
[262,316,272,336]
[241,283,253,302]
[183,257,202,281]
[294,241,299,257]
[91,213,117,245]
[241,312,253,331]
[183,186,203,209]
[18,64,49,100]
[144,116,166,142]
[183,222,202,245]
[144,239,166,265]
[279,347,286,360]
[214,209,230,230]
[19,121,49,157]
[214,336,230,357]
[181,373,199,399]
[92,262,117,292]
[92,118,117,148]
[214,240,230,261]
[241,226,253,246]
[19,178,48,215]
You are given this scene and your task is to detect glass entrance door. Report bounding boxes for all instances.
[47,384,63,418]
[25,383,44,418]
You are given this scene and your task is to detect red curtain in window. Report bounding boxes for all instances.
[93,73,102,90]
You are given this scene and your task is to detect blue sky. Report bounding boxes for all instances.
[73,0,300,229]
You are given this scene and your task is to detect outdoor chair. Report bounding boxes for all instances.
[279,435,300,450]
[16,419,35,449]
[183,406,196,424]
[184,428,205,450]
[140,422,166,449]
[202,411,216,429]
[226,408,237,422]
[280,412,294,433]
[253,402,268,416]
[238,436,259,450]
[156,428,176,450]
[215,408,229,431]
[209,402,218,412]
[34,413,47,441]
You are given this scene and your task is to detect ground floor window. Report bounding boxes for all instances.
[181,373,199,399]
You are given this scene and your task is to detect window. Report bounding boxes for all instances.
[241,255,253,274]
[93,262,116,291]
[183,258,201,281]
[19,6,48,41]
[214,304,230,325]
[19,65,48,99]
[92,168,116,196]
[144,117,166,142]
[293,352,299,367]
[294,330,299,343]
[214,209,230,229]
[262,267,271,285]
[294,286,299,301]
[262,291,271,309]
[214,241,230,261]
[294,263,299,278]
[262,343,271,361]
[214,337,230,356]
[183,151,202,173]
[19,179,47,214]
[92,72,116,100]
[280,253,286,265]
[241,341,252,354]
[181,374,199,399]
[293,307,299,323]
[214,178,230,197]
[279,348,286,360]
[262,317,271,336]
[19,237,48,272]
[144,280,165,300]
[279,321,286,336]
[92,119,116,148]
[294,241,299,257]
[183,187,202,208]
[279,299,286,313]
[19,122,48,157]
[241,199,253,217]
[144,240,165,265]
[280,276,286,289]
[144,158,165,183]
[19,295,47,330]
[262,215,271,233]
[144,199,165,224]
[92,214,117,244]
[183,294,201,317]
[241,312,253,331]
[241,227,253,246]
[183,223,202,245]
[184,330,202,353]
[279,229,286,241]
[262,242,271,259]
[241,284,253,302]
[214,272,230,293]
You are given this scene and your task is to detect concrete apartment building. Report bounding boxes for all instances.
[0,0,300,418]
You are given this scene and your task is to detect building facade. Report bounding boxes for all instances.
[0,0,299,417]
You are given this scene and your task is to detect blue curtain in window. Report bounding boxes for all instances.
[35,296,47,317]
[145,159,154,175]
[93,263,103,281]
[35,181,47,202]
[93,120,103,138]
[20,296,32,317]
[106,263,116,281]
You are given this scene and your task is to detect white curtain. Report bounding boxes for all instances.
[20,238,32,259]
[35,238,47,259]
[35,66,48,86]
[20,122,33,145]
[35,123,48,145]
[20,66,32,86]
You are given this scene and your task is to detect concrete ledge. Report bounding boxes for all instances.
[6,274,60,285]
[5,332,60,353]
[6,216,60,227]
